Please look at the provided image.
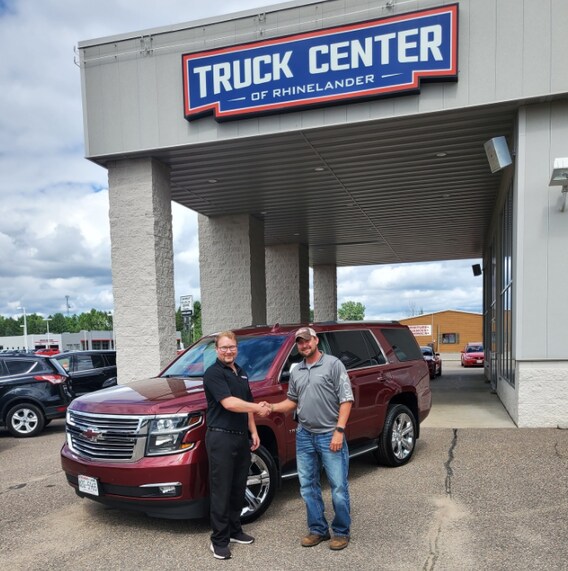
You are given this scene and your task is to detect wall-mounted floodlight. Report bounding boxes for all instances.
[549,157,568,213]
[484,136,512,173]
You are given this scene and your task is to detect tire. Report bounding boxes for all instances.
[6,403,46,438]
[374,404,417,467]
[240,444,277,524]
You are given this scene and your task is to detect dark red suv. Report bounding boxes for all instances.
[61,322,431,522]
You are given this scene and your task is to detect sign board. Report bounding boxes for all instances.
[183,4,458,121]
[180,295,193,313]
[409,324,432,336]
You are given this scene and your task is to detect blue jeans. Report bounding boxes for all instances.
[296,425,351,537]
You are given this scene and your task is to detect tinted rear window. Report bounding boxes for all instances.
[381,328,423,362]
[2,359,45,376]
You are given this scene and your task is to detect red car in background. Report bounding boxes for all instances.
[461,343,484,367]
[35,349,60,357]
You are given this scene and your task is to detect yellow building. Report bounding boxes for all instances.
[399,310,482,354]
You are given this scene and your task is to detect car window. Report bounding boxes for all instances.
[105,353,116,366]
[466,345,483,353]
[76,354,105,371]
[3,359,43,375]
[319,330,386,370]
[421,347,433,357]
[380,328,423,362]
[280,333,334,380]
[57,356,71,371]
[163,334,288,382]
[235,336,288,381]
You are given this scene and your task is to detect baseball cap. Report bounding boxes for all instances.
[295,326,317,341]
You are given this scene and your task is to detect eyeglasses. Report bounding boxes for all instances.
[217,345,237,353]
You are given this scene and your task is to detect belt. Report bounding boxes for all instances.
[207,427,247,436]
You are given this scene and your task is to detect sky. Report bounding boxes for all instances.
[0,0,482,323]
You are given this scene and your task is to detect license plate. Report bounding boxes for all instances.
[78,475,99,496]
[476,359,483,364]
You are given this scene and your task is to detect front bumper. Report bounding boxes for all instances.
[60,440,210,519]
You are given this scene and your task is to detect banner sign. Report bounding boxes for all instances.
[409,325,432,336]
[182,4,458,121]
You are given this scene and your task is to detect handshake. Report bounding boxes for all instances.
[254,401,273,417]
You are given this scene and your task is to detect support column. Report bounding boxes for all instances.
[108,158,177,384]
[313,264,337,322]
[504,101,568,427]
[199,214,266,334]
[266,244,309,324]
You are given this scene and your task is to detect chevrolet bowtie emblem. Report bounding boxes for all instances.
[82,428,103,442]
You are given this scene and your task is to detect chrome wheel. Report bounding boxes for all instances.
[374,404,417,467]
[391,412,415,461]
[241,445,276,523]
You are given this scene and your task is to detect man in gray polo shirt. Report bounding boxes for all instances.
[266,327,354,550]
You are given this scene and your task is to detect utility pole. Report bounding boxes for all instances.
[18,305,28,351]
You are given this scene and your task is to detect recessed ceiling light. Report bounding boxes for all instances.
[207,179,218,183]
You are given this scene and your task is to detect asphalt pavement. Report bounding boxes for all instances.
[1,363,567,570]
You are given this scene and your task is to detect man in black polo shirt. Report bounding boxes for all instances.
[203,330,269,560]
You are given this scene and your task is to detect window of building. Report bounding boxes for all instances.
[441,333,459,344]
[485,183,515,387]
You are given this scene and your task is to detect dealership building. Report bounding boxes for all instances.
[77,0,568,427]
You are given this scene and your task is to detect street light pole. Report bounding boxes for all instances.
[44,317,52,351]
[18,306,28,351]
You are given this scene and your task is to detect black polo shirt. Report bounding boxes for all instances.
[203,358,253,432]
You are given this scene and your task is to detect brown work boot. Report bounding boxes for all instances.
[329,536,350,550]
[301,532,331,547]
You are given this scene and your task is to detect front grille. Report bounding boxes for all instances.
[67,410,148,462]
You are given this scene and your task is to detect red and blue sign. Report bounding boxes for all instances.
[182,4,458,121]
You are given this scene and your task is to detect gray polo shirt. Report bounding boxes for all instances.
[287,352,354,433]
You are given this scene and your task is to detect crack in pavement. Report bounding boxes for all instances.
[422,428,459,571]
[444,428,458,499]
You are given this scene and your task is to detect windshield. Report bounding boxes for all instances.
[162,334,288,382]
[421,347,433,356]
[467,345,483,353]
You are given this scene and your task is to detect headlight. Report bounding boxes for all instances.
[146,413,203,456]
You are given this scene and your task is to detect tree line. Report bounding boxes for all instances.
[2,299,363,345]
[1,303,203,344]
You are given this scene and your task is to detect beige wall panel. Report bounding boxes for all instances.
[515,105,551,358]
[547,101,568,358]
[522,0,551,97]
[117,60,143,150]
[551,0,568,93]
[467,0,496,104]
[495,0,524,101]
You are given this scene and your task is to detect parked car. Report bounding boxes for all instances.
[35,348,61,356]
[461,343,484,367]
[53,351,117,396]
[61,321,431,523]
[420,346,442,378]
[0,354,73,437]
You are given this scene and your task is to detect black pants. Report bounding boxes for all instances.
[205,430,250,547]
